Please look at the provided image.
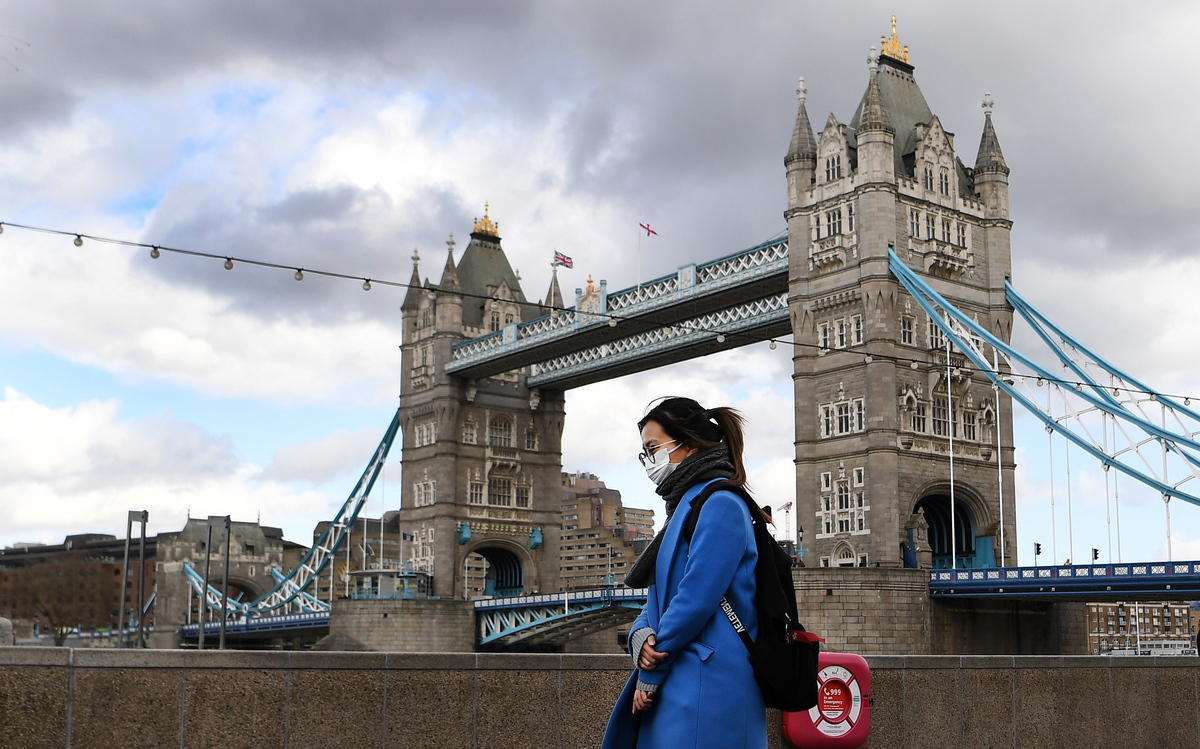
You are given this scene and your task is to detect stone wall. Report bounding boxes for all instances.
[329,598,475,652]
[794,567,932,654]
[1,649,1197,748]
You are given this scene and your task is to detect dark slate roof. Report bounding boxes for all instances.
[786,98,817,164]
[974,113,1009,175]
[848,55,934,178]
[455,233,539,329]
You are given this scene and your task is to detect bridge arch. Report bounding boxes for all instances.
[911,481,995,570]
[463,539,533,598]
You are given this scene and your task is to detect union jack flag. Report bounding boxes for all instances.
[553,251,574,268]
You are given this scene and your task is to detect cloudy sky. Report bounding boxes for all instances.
[1,1,1198,566]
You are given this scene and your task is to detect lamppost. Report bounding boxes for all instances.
[797,525,806,563]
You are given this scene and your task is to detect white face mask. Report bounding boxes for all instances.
[642,441,682,485]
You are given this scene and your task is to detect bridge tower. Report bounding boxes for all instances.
[786,21,1017,570]
[397,207,565,600]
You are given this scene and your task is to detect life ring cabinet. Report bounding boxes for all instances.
[782,652,871,749]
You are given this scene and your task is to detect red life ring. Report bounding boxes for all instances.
[781,652,872,749]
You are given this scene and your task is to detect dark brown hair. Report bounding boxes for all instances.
[638,397,748,486]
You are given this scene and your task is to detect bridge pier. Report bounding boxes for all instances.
[326,598,476,652]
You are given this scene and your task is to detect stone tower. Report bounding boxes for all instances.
[786,20,1016,570]
[397,206,565,599]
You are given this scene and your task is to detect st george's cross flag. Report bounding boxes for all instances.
[639,222,658,237]
[553,251,574,268]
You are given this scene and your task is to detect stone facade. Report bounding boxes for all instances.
[785,27,1017,571]
[328,598,475,652]
[396,215,566,600]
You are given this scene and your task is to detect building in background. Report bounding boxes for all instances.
[1086,601,1196,655]
[559,472,655,592]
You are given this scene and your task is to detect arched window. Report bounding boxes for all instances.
[490,312,501,332]
[488,416,513,447]
[835,544,856,567]
[525,430,539,451]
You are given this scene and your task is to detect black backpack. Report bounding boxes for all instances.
[681,481,821,712]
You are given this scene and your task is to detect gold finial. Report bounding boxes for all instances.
[880,15,909,63]
[473,202,499,237]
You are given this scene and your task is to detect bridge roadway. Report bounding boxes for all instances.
[930,559,1200,600]
[445,236,789,389]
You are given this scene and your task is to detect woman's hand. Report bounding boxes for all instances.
[638,634,668,670]
[632,689,655,714]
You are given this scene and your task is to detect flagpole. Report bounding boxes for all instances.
[637,224,642,290]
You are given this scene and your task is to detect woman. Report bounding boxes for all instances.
[602,397,766,749]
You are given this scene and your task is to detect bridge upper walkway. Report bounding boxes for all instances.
[930,559,1200,600]
[445,237,789,389]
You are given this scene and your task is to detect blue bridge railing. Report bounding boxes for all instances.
[929,560,1200,598]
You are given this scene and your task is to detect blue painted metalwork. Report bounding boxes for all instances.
[888,249,1200,508]
[181,611,330,640]
[475,587,648,645]
[930,560,1200,598]
[181,409,401,616]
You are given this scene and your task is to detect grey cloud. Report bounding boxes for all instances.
[0,79,77,139]
[258,184,384,225]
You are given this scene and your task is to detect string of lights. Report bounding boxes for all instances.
[3,218,1198,407]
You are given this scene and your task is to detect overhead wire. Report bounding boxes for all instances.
[4,218,1200,405]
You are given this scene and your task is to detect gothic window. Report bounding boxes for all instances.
[956,223,967,247]
[414,479,437,507]
[515,486,531,508]
[901,316,914,345]
[820,395,865,438]
[462,420,477,445]
[488,416,514,447]
[923,164,934,191]
[835,320,847,348]
[421,306,433,328]
[490,311,501,332]
[939,167,950,195]
[415,421,438,447]
[853,467,865,486]
[852,315,863,346]
[925,214,936,241]
[525,429,539,451]
[836,481,851,510]
[837,403,852,434]
[818,322,830,350]
[912,403,928,433]
[928,317,947,350]
[488,477,513,506]
[468,482,484,505]
[941,219,952,243]
[825,208,843,236]
[504,313,514,325]
[824,154,843,182]
[909,209,920,238]
[820,472,832,491]
[932,397,957,438]
[846,203,855,232]
[963,411,978,441]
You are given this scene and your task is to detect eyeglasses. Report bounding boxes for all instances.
[637,440,677,467]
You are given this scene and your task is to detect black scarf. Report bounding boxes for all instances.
[623,444,736,588]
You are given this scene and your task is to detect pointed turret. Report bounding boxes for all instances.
[974,93,1009,176]
[854,52,895,184]
[785,77,817,208]
[401,248,423,312]
[544,265,564,312]
[857,65,894,136]
[439,232,461,292]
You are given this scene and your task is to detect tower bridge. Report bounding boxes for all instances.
[171,20,1200,654]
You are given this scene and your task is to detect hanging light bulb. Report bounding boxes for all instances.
[224,258,234,270]
[1149,393,1157,402]
[73,235,83,247]
[910,360,919,370]
[150,246,160,259]
[1037,377,1044,387]
[716,333,726,343]
[294,269,304,281]
[1074,383,1083,392]
[1113,388,1120,397]
[769,340,778,350]
[1186,398,1192,406]
[608,318,617,327]
[362,279,372,291]
[864,355,873,364]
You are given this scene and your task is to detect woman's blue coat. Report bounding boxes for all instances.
[602,479,766,749]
